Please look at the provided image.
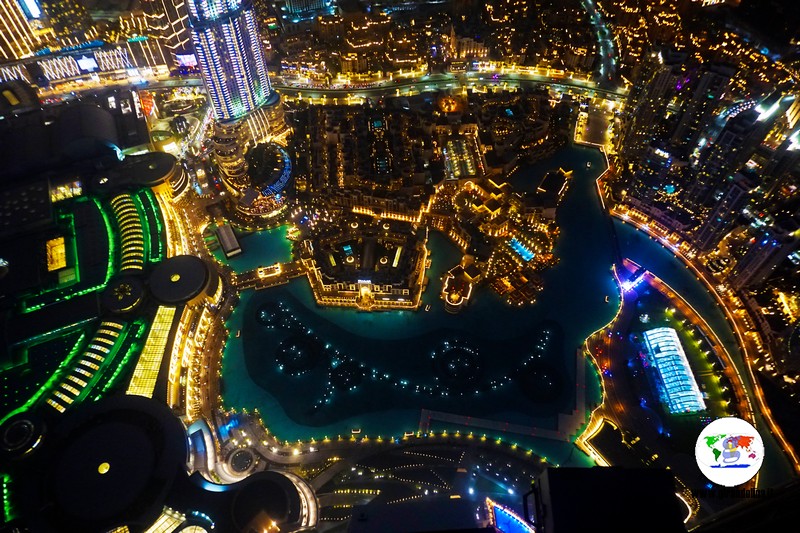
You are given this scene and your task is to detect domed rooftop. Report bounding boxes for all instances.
[22,395,187,532]
[102,275,146,314]
[5,395,313,532]
[148,255,210,305]
[0,412,45,460]
[89,151,178,193]
[231,471,301,531]
[55,102,119,161]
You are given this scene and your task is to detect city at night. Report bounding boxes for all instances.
[0,0,799,531]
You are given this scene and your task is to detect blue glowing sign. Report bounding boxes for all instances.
[75,54,99,73]
[488,499,535,533]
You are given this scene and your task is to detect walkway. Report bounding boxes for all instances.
[233,261,306,291]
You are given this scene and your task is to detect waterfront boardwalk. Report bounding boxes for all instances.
[233,261,306,291]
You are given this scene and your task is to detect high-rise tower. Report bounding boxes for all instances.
[0,0,41,61]
[619,47,687,161]
[187,0,274,123]
[189,0,286,222]
[141,0,192,57]
[686,109,760,209]
[692,172,754,252]
[670,63,735,153]
[728,224,799,290]
[285,0,327,15]
[763,129,800,199]
[39,0,94,46]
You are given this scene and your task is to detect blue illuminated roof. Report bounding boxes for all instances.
[488,499,535,533]
[643,327,705,414]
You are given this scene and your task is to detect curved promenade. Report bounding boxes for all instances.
[608,206,800,475]
[572,133,800,484]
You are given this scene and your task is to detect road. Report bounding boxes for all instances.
[38,69,628,109]
[580,0,620,88]
[277,71,626,102]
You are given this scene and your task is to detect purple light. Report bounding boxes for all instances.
[621,272,645,291]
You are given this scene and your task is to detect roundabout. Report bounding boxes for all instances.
[229,448,256,474]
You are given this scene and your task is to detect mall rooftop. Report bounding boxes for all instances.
[643,327,706,414]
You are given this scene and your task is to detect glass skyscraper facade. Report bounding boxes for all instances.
[188,0,272,122]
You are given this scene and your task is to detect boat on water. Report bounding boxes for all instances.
[236,329,241,337]
[586,161,592,168]
[605,295,610,303]
[351,428,362,434]
[425,304,431,311]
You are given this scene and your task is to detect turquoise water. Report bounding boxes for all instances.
[212,225,293,272]
[221,144,614,466]
[219,143,795,482]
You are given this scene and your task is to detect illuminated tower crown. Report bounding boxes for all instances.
[187,0,272,122]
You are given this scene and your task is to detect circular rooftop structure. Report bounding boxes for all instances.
[89,151,179,193]
[148,255,213,305]
[246,142,292,197]
[4,397,314,532]
[56,103,120,162]
[231,471,301,531]
[26,395,187,531]
[0,413,45,460]
[122,151,178,187]
[54,421,157,518]
[102,275,146,314]
[229,448,256,474]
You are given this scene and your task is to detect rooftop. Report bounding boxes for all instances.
[0,180,52,238]
[148,255,211,305]
[643,327,706,414]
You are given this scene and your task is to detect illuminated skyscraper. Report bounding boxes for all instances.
[619,47,687,161]
[39,0,94,46]
[628,144,673,203]
[285,0,327,15]
[141,0,192,56]
[763,129,800,199]
[692,172,753,252]
[728,224,799,290]
[0,0,41,61]
[187,0,274,122]
[670,63,735,152]
[687,106,775,209]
